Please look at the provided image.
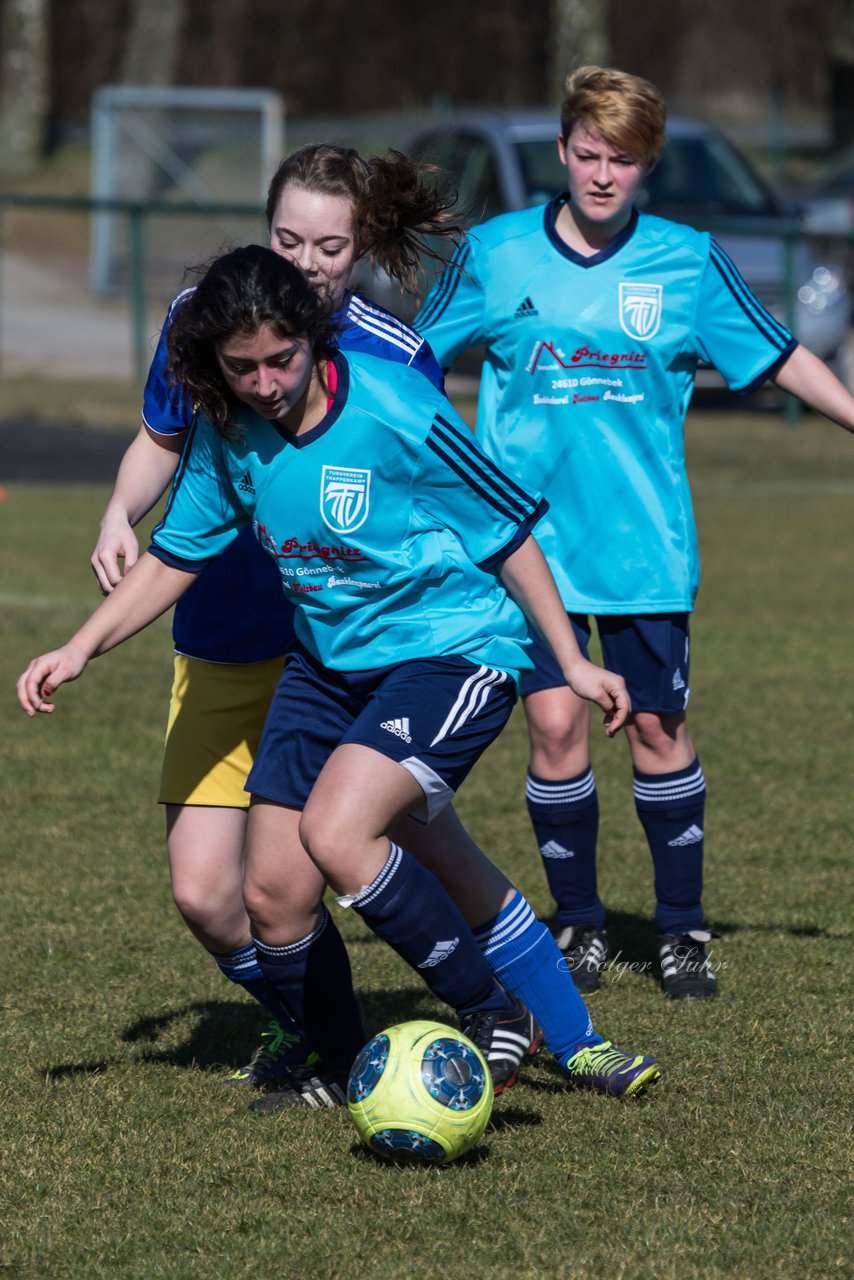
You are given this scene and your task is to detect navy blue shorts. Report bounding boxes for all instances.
[247,646,516,822]
[520,613,691,715]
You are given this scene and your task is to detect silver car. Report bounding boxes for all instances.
[356,112,849,374]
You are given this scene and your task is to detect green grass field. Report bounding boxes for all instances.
[1,408,852,1279]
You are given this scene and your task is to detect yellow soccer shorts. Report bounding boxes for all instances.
[158,653,285,808]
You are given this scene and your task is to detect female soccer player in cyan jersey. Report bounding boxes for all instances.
[416,65,854,1000]
[89,145,483,1091]
[19,246,661,1109]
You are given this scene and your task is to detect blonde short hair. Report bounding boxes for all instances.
[560,66,666,170]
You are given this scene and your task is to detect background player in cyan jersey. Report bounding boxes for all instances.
[19,246,661,1111]
[416,65,854,1000]
[89,145,469,1090]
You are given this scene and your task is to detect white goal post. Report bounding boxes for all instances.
[89,84,285,295]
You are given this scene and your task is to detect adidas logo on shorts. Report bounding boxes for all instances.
[668,824,704,847]
[513,296,539,318]
[381,717,412,743]
[418,939,460,968]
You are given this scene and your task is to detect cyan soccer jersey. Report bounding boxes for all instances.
[142,290,445,663]
[150,350,546,682]
[416,200,798,614]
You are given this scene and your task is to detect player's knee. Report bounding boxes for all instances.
[242,869,280,928]
[243,872,321,939]
[526,698,589,769]
[528,718,589,773]
[298,806,350,869]
[171,879,236,933]
[630,711,685,758]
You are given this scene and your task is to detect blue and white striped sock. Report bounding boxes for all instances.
[634,757,706,934]
[473,890,601,1062]
[212,941,301,1033]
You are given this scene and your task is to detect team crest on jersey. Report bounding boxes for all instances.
[619,282,663,341]
[321,466,371,534]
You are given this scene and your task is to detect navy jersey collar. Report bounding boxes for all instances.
[544,195,639,267]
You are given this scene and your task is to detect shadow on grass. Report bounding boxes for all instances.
[347,1140,494,1169]
[44,987,447,1081]
[46,999,263,1080]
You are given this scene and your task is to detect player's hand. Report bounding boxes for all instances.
[17,644,89,716]
[91,518,139,594]
[564,659,631,737]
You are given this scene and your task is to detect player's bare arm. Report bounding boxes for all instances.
[773,344,854,435]
[499,536,631,736]
[18,553,196,715]
[92,425,186,593]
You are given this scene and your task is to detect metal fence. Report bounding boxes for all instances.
[0,192,267,382]
[1,192,851,424]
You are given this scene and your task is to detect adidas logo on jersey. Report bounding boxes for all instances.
[513,296,539,318]
[672,667,686,691]
[540,839,575,860]
[668,824,704,847]
[381,717,412,743]
[418,938,460,968]
[237,470,255,495]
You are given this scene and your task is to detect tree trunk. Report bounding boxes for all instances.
[0,0,49,176]
[119,0,185,85]
[548,0,610,107]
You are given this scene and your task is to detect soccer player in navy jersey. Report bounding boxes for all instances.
[87,145,482,1090]
[19,246,662,1111]
[416,66,854,999]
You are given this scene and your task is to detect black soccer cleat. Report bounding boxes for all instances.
[248,1062,349,1114]
[554,925,609,994]
[459,995,542,1094]
[658,930,718,999]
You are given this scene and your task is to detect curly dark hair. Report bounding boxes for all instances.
[265,143,462,298]
[166,245,336,436]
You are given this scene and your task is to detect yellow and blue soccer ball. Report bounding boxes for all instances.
[347,1020,494,1166]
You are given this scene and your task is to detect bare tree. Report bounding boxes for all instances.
[0,0,49,176]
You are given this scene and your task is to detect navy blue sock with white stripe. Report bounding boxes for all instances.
[473,890,601,1063]
[254,909,366,1069]
[525,767,602,927]
[344,842,512,1017]
[633,757,706,934]
[212,942,302,1034]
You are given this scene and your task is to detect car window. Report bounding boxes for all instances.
[802,145,854,197]
[411,132,468,184]
[515,139,567,204]
[411,130,502,224]
[457,137,502,222]
[641,134,778,216]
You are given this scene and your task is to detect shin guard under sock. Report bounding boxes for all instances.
[473,890,601,1061]
[526,768,602,927]
[634,757,706,934]
[343,842,511,1018]
[254,909,366,1068]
